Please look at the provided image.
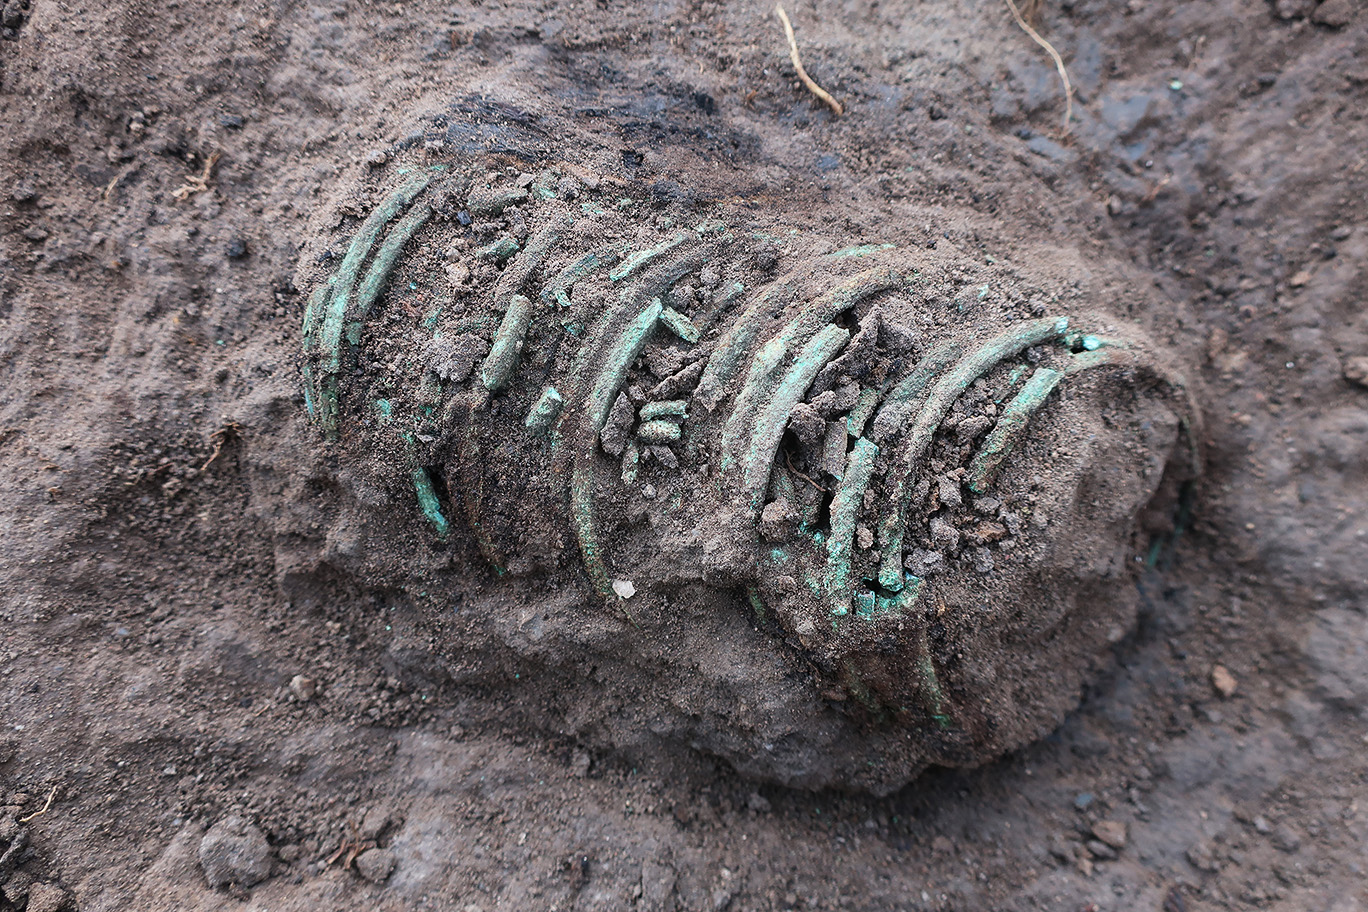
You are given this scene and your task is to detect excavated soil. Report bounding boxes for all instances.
[2,1,1366,910]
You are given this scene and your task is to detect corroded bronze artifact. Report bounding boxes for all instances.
[296,126,1199,791]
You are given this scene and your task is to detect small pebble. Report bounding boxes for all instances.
[1211,664,1237,698]
[445,263,471,286]
[929,517,960,552]
[355,848,398,884]
[360,805,396,841]
[972,497,1001,515]
[1342,355,1368,389]
[1086,839,1117,861]
[25,883,69,912]
[1271,823,1302,853]
[936,475,962,510]
[198,815,272,889]
[1092,820,1128,850]
[289,674,317,702]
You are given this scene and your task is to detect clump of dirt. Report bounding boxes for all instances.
[294,124,1198,793]
[1,1,1366,910]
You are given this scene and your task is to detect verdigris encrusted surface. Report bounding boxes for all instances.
[294,120,1200,791]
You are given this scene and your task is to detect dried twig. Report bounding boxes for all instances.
[323,820,374,870]
[1004,0,1073,132]
[172,151,221,201]
[774,5,843,117]
[18,785,57,824]
[199,421,242,472]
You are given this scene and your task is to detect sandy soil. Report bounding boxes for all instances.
[1,1,1366,910]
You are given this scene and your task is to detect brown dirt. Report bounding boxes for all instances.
[1,1,1366,910]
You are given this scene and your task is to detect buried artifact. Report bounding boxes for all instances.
[294,120,1200,792]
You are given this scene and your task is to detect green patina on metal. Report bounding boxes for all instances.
[824,437,879,612]
[722,267,900,465]
[694,273,806,412]
[549,289,632,453]
[639,400,688,421]
[1061,346,1126,376]
[1065,331,1130,353]
[841,660,884,714]
[572,301,663,601]
[638,420,682,443]
[411,467,451,537]
[877,317,1070,586]
[493,216,569,308]
[867,339,967,442]
[718,336,785,471]
[968,367,1063,493]
[740,324,851,510]
[620,442,640,483]
[854,590,876,616]
[995,363,1030,403]
[310,171,432,360]
[827,243,895,259]
[524,386,564,435]
[476,236,520,263]
[301,283,330,351]
[766,462,801,524]
[867,576,923,620]
[570,454,610,597]
[1061,345,1203,478]
[630,244,721,313]
[717,280,746,305]
[846,387,882,437]
[914,626,952,730]
[746,586,767,624]
[466,184,528,217]
[586,302,663,432]
[347,199,435,345]
[660,306,701,343]
[544,249,621,309]
[609,230,694,283]
[310,172,435,431]
[480,293,535,391]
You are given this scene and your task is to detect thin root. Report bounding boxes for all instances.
[172,151,221,201]
[199,421,242,472]
[1003,0,1073,133]
[323,821,375,870]
[774,5,843,117]
[786,452,826,493]
[19,785,57,824]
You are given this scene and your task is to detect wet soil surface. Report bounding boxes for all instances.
[1,1,1366,910]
